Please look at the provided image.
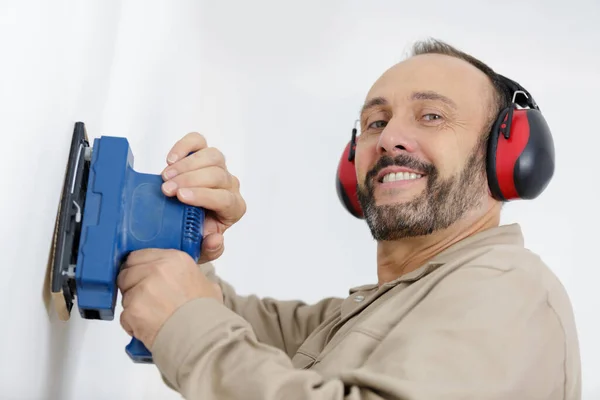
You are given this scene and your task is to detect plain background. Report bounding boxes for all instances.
[1,0,598,399]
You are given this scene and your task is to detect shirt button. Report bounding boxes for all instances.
[354,295,365,302]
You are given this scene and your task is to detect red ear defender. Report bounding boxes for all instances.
[486,77,555,201]
[335,123,364,219]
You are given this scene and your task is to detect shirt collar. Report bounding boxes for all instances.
[349,223,525,293]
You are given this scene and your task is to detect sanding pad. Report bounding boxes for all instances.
[49,122,91,321]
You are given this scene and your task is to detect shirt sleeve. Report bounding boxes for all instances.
[200,262,343,357]
[152,264,568,400]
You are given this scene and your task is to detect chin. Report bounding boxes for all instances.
[374,198,409,207]
[373,189,423,206]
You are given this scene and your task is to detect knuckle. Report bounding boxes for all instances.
[142,277,160,298]
[231,175,240,189]
[207,147,225,165]
[239,196,247,215]
[116,271,125,288]
[149,263,166,279]
[120,309,131,324]
[217,168,231,186]
[120,311,129,330]
[150,261,162,273]
[235,200,247,219]
[173,172,192,187]
[186,131,205,142]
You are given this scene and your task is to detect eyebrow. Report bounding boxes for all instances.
[411,91,457,109]
[360,97,388,117]
[360,91,458,117]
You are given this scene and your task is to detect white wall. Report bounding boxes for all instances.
[1,0,598,399]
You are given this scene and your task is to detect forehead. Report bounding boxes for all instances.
[365,54,494,113]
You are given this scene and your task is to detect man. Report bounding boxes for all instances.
[116,39,581,399]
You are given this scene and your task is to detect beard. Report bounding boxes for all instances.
[356,136,488,241]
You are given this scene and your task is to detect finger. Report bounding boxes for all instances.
[166,132,208,165]
[202,215,220,237]
[121,279,146,309]
[117,263,156,293]
[175,188,245,222]
[120,310,134,337]
[230,174,240,191]
[124,249,170,268]
[161,167,232,197]
[162,147,226,181]
[198,233,224,263]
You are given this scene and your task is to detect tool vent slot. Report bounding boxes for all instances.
[183,206,202,243]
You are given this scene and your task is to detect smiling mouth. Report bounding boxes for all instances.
[378,171,424,183]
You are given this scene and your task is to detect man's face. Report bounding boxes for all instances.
[354,53,496,241]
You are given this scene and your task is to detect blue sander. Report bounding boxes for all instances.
[50,121,205,364]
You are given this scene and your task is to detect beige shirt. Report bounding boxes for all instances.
[152,223,581,399]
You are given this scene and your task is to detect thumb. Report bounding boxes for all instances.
[199,232,224,263]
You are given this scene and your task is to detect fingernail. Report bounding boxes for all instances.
[164,169,177,179]
[163,181,178,193]
[179,188,193,199]
[167,153,178,163]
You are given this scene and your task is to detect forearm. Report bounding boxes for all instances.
[199,262,342,357]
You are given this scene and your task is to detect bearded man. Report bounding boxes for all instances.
[116,38,582,400]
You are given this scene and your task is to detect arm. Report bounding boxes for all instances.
[152,264,570,399]
[199,262,343,357]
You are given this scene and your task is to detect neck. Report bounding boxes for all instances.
[376,201,501,285]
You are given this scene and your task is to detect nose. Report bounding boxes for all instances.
[376,119,418,156]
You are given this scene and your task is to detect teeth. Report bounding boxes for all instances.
[382,172,422,182]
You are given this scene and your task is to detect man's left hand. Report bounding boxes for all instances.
[117,248,223,350]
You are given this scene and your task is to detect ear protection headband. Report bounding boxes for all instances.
[336,75,555,219]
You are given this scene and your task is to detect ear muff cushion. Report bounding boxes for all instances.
[486,109,506,200]
[336,141,364,218]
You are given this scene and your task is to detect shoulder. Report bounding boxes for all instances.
[425,242,573,319]
[440,244,578,339]
[466,244,569,304]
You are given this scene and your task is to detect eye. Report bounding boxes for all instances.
[422,113,442,122]
[367,120,387,129]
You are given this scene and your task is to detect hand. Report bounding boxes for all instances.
[160,132,246,263]
[117,248,223,350]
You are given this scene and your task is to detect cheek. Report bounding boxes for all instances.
[431,154,457,178]
[423,138,466,178]
[353,144,376,183]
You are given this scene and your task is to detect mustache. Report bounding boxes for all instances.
[365,154,435,182]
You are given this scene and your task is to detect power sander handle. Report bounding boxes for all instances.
[124,204,204,364]
[123,150,205,363]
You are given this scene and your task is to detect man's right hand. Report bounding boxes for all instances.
[160,132,246,263]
